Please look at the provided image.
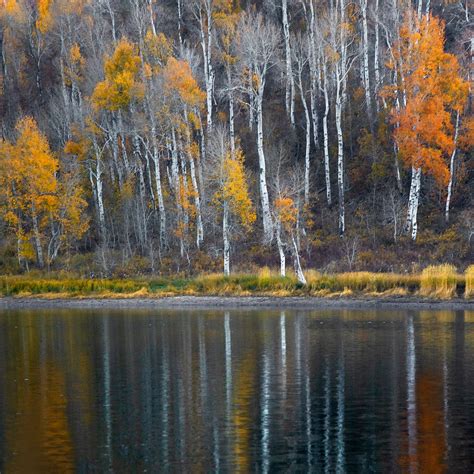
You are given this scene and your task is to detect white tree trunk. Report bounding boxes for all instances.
[151,129,167,248]
[360,0,372,119]
[256,89,273,242]
[177,0,183,47]
[373,0,381,111]
[335,68,345,236]
[183,110,204,247]
[199,4,214,130]
[405,167,422,240]
[223,201,230,276]
[276,221,286,277]
[31,206,44,268]
[445,112,460,223]
[308,1,319,149]
[282,0,295,126]
[92,137,107,246]
[189,154,204,248]
[297,67,311,204]
[229,90,236,157]
[291,235,307,285]
[322,61,332,206]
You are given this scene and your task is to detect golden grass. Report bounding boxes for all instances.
[465,266,474,299]
[419,265,458,299]
[0,266,467,299]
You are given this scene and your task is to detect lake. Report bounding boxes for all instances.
[0,308,473,472]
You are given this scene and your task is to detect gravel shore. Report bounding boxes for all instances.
[0,296,472,311]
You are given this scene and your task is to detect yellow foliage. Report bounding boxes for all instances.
[275,197,297,232]
[92,39,144,111]
[222,149,255,230]
[144,30,172,68]
[36,0,53,33]
[0,118,58,261]
[1,0,19,15]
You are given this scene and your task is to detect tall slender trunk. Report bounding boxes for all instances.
[92,137,107,246]
[297,68,311,204]
[150,129,166,248]
[335,67,345,236]
[276,220,286,277]
[229,91,236,157]
[223,201,230,276]
[282,0,295,126]
[445,112,460,223]
[373,0,381,111]
[322,60,332,206]
[31,204,44,268]
[256,88,273,242]
[360,0,372,120]
[291,234,307,285]
[184,111,204,247]
[199,5,214,130]
[308,1,319,149]
[177,0,183,47]
[133,133,149,250]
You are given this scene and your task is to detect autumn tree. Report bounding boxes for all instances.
[239,12,280,243]
[274,196,307,284]
[384,12,469,240]
[163,56,207,250]
[208,126,255,275]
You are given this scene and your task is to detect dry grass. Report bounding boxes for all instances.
[465,266,474,299]
[419,265,458,299]
[0,266,467,299]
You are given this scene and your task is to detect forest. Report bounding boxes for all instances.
[0,0,472,280]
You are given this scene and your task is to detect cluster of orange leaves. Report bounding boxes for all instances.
[384,13,469,186]
[163,57,206,108]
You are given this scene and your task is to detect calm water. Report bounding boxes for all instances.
[0,308,474,473]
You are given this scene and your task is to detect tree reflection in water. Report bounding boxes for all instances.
[0,308,473,472]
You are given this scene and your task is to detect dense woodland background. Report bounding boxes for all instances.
[0,0,472,278]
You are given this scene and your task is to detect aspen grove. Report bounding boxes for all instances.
[0,0,472,276]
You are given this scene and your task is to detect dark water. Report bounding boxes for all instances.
[0,309,474,473]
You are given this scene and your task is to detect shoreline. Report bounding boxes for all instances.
[0,296,473,311]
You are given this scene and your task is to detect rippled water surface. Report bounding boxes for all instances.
[1,308,474,472]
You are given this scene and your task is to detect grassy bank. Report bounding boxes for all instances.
[0,265,471,300]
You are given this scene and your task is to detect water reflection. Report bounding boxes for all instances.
[1,309,474,472]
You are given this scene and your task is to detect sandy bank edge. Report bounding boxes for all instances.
[0,296,473,311]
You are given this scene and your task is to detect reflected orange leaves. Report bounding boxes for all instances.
[399,373,446,473]
[5,363,74,472]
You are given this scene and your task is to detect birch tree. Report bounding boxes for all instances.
[239,12,280,242]
[384,12,469,239]
[282,0,295,126]
[208,127,255,275]
[328,0,357,236]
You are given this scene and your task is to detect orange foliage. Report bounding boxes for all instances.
[163,57,206,108]
[384,13,469,186]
